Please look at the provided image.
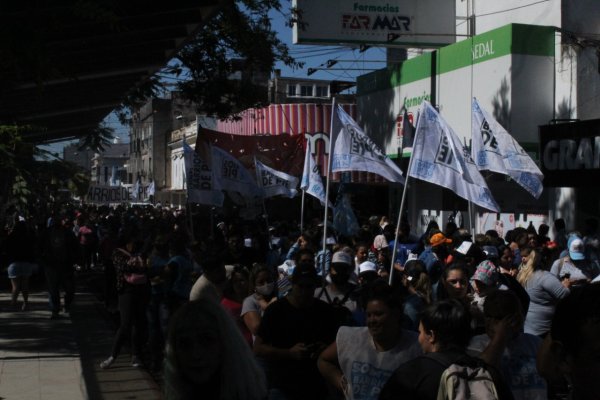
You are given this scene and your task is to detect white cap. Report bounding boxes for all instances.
[332,251,352,265]
[359,261,377,274]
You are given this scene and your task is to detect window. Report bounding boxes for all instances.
[315,85,328,97]
[287,84,297,97]
[300,84,313,97]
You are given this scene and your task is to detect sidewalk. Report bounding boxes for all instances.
[0,274,162,400]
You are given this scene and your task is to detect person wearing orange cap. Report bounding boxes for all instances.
[417,230,453,285]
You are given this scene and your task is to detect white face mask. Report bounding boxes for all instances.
[255,282,275,296]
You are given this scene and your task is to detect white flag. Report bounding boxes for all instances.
[255,160,299,198]
[147,181,155,196]
[211,146,262,198]
[183,140,224,207]
[409,101,500,212]
[301,140,332,208]
[131,180,140,200]
[331,105,405,184]
[471,98,544,198]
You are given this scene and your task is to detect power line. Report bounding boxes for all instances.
[476,0,551,18]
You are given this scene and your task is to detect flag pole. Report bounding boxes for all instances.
[300,139,309,235]
[321,97,336,272]
[389,111,421,285]
[300,189,306,234]
[183,137,195,242]
[468,201,475,235]
[254,156,273,250]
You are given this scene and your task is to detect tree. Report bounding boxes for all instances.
[0,125,33,213]
[0,125,89,222]
[77,123,115,153]
[116,0,302,122]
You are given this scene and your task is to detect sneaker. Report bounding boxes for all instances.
[100,356,115,369]
[131,355,142,368]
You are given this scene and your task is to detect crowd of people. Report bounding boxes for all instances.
[1,203,600,400]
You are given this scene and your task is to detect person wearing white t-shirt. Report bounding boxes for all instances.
[317,280,421,400]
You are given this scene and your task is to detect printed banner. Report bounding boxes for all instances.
[211,146,262,198]
[87,184,152,204]
[255,160,298,198]
[183,140,224,207]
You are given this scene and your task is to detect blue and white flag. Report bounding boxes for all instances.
[471,98,544,199]
[147,181,155,197]
[183,140,224,207]
[409,101,500,212]
[255,159,299,198]
[301,140,332,208]
[211,146,261,198]
[333,192,360,237]
[331,105,405,184]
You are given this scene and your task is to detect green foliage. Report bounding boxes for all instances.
[77,123,115,153]
[0,124,91,213]
[112,0,303,122]
[166,1,302,118]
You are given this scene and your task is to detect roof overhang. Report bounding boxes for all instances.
[0,0,225,144]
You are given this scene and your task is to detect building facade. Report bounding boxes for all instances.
[90,140,129,186]
[355,0,600,233]
[127,93,196,191]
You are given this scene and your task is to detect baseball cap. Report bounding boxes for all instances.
[358,261,377,274]
[404,259,426,281]
[430,232,452,247]
[373,234,389,250]
[568,236,585,261]
[482,245,499,259]
[332,251,352,265]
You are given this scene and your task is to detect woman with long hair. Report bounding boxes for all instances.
[99,229,150,369]
[517,247,570,337]
[163,299,267,400]
[434,261,471,303]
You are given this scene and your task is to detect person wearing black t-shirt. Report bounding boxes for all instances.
[254,249,339,400]
[380,299,513,400]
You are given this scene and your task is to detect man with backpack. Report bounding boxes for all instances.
[314,250,358,326]
[379,299,514,400]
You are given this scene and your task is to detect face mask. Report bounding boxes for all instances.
[331,273,350,285]
[299,260,314,268]
[255,282,275,296]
